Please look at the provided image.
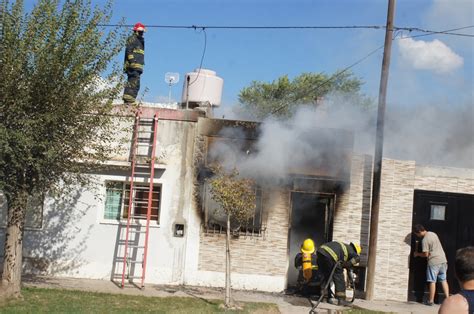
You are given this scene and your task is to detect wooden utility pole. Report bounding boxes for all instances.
[365,0,396,300]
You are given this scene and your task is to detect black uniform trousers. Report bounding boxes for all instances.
[316,252,346,298]
[123,70,141,103]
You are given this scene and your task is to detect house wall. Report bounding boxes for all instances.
[0,118,200,286]
[332,156,473,301]
[189,189,290,292]
[2,109,472,300]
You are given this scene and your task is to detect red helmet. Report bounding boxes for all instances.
[133,22,146,32]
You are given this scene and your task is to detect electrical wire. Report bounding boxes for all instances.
[99,23,473,37]
[187,27,207,86]
[270,44,384,115]
[99,24,385,30]
[270,25,472,115]
[394,25,474,38]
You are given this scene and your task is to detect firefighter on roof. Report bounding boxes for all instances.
[316,241,361,306]
[123,22,146,104]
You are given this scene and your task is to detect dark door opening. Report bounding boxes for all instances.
[287,192,334,288]
[409,190,474,303]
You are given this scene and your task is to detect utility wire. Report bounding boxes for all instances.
[270,25,472,115]
[394,25,474,38]
[188,27,207,86]
[99,24,385,30]
[99,23,473,37]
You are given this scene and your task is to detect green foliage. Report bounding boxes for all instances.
[238,71,372,119]
[0,0,126,200]
[0,287,280,313]
[207,165,256,226]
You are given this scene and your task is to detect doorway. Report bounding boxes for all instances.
[287,192,334,288]
[409,190,474,302]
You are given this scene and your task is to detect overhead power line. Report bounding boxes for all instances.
[99,23,474,37]
[99,24,385,30]
[270,25,473,115]
[394,25,474,38]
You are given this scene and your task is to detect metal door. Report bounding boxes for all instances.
[409,190,474,302]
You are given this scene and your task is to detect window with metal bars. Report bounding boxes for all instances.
[104,181,161,222]
[201,182,265,236]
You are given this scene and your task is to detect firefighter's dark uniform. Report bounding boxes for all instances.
[123,32,145,103]
[294,251,319,295]
[316,241,360,302]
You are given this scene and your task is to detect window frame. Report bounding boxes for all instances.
[201,182,265,236]
[102,181,162,225]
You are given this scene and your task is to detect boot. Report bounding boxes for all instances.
[337,298,352,306]
[328,298,338,305]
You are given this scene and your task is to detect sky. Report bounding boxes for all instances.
[23,0,474,108]
[20,0,474,167]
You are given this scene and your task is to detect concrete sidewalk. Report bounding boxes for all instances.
[23,276,440,314]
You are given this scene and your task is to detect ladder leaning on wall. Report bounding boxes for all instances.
[120,110,159,289]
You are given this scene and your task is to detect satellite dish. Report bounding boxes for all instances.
[165,72,180,85]
[164,72,180,104]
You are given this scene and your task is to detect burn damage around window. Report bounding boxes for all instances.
[193,117,354,237]
[194,118,264,237]
[198,166,266,237]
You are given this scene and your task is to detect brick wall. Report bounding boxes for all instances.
[198,189,289,276]
[373,159,416,301]
[332,154,372,266]
[414,166,474,194]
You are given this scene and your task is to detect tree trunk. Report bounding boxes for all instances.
[0,189,28,299]
[224,213,232,308]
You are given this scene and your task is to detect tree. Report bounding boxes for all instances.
[238,71,371,119]
[0,0,125,298]
[207,165,256,308]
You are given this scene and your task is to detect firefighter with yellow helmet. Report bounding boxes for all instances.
[316,241,361,306]
[294,238,319,292]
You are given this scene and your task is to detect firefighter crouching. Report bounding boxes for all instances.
[316,241,361,306]
[294,239,320,294]
[123,22,146,104]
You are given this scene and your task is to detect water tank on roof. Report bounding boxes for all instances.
[182,69,223,108]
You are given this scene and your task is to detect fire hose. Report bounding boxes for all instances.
[309,261,355,313]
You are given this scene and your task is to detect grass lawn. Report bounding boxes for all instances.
[0,287,280,313]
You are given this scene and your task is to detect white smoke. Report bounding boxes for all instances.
[398,37,464,74]
[211,93,473,180]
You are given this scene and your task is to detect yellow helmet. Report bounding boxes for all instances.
[301,239,315,254]
[351,242,362,255]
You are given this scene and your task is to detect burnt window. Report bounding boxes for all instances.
[202,182,265,236]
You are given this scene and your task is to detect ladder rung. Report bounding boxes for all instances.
[127,245,145,249]
[112,274,143,280]
[138,130,154,134]
[130,172,152,176]
[129,260,143,264]
[129,230,147,233]
[129,186,151,190]
[136,143,154,147]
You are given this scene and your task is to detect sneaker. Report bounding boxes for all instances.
[423,300,434,306]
